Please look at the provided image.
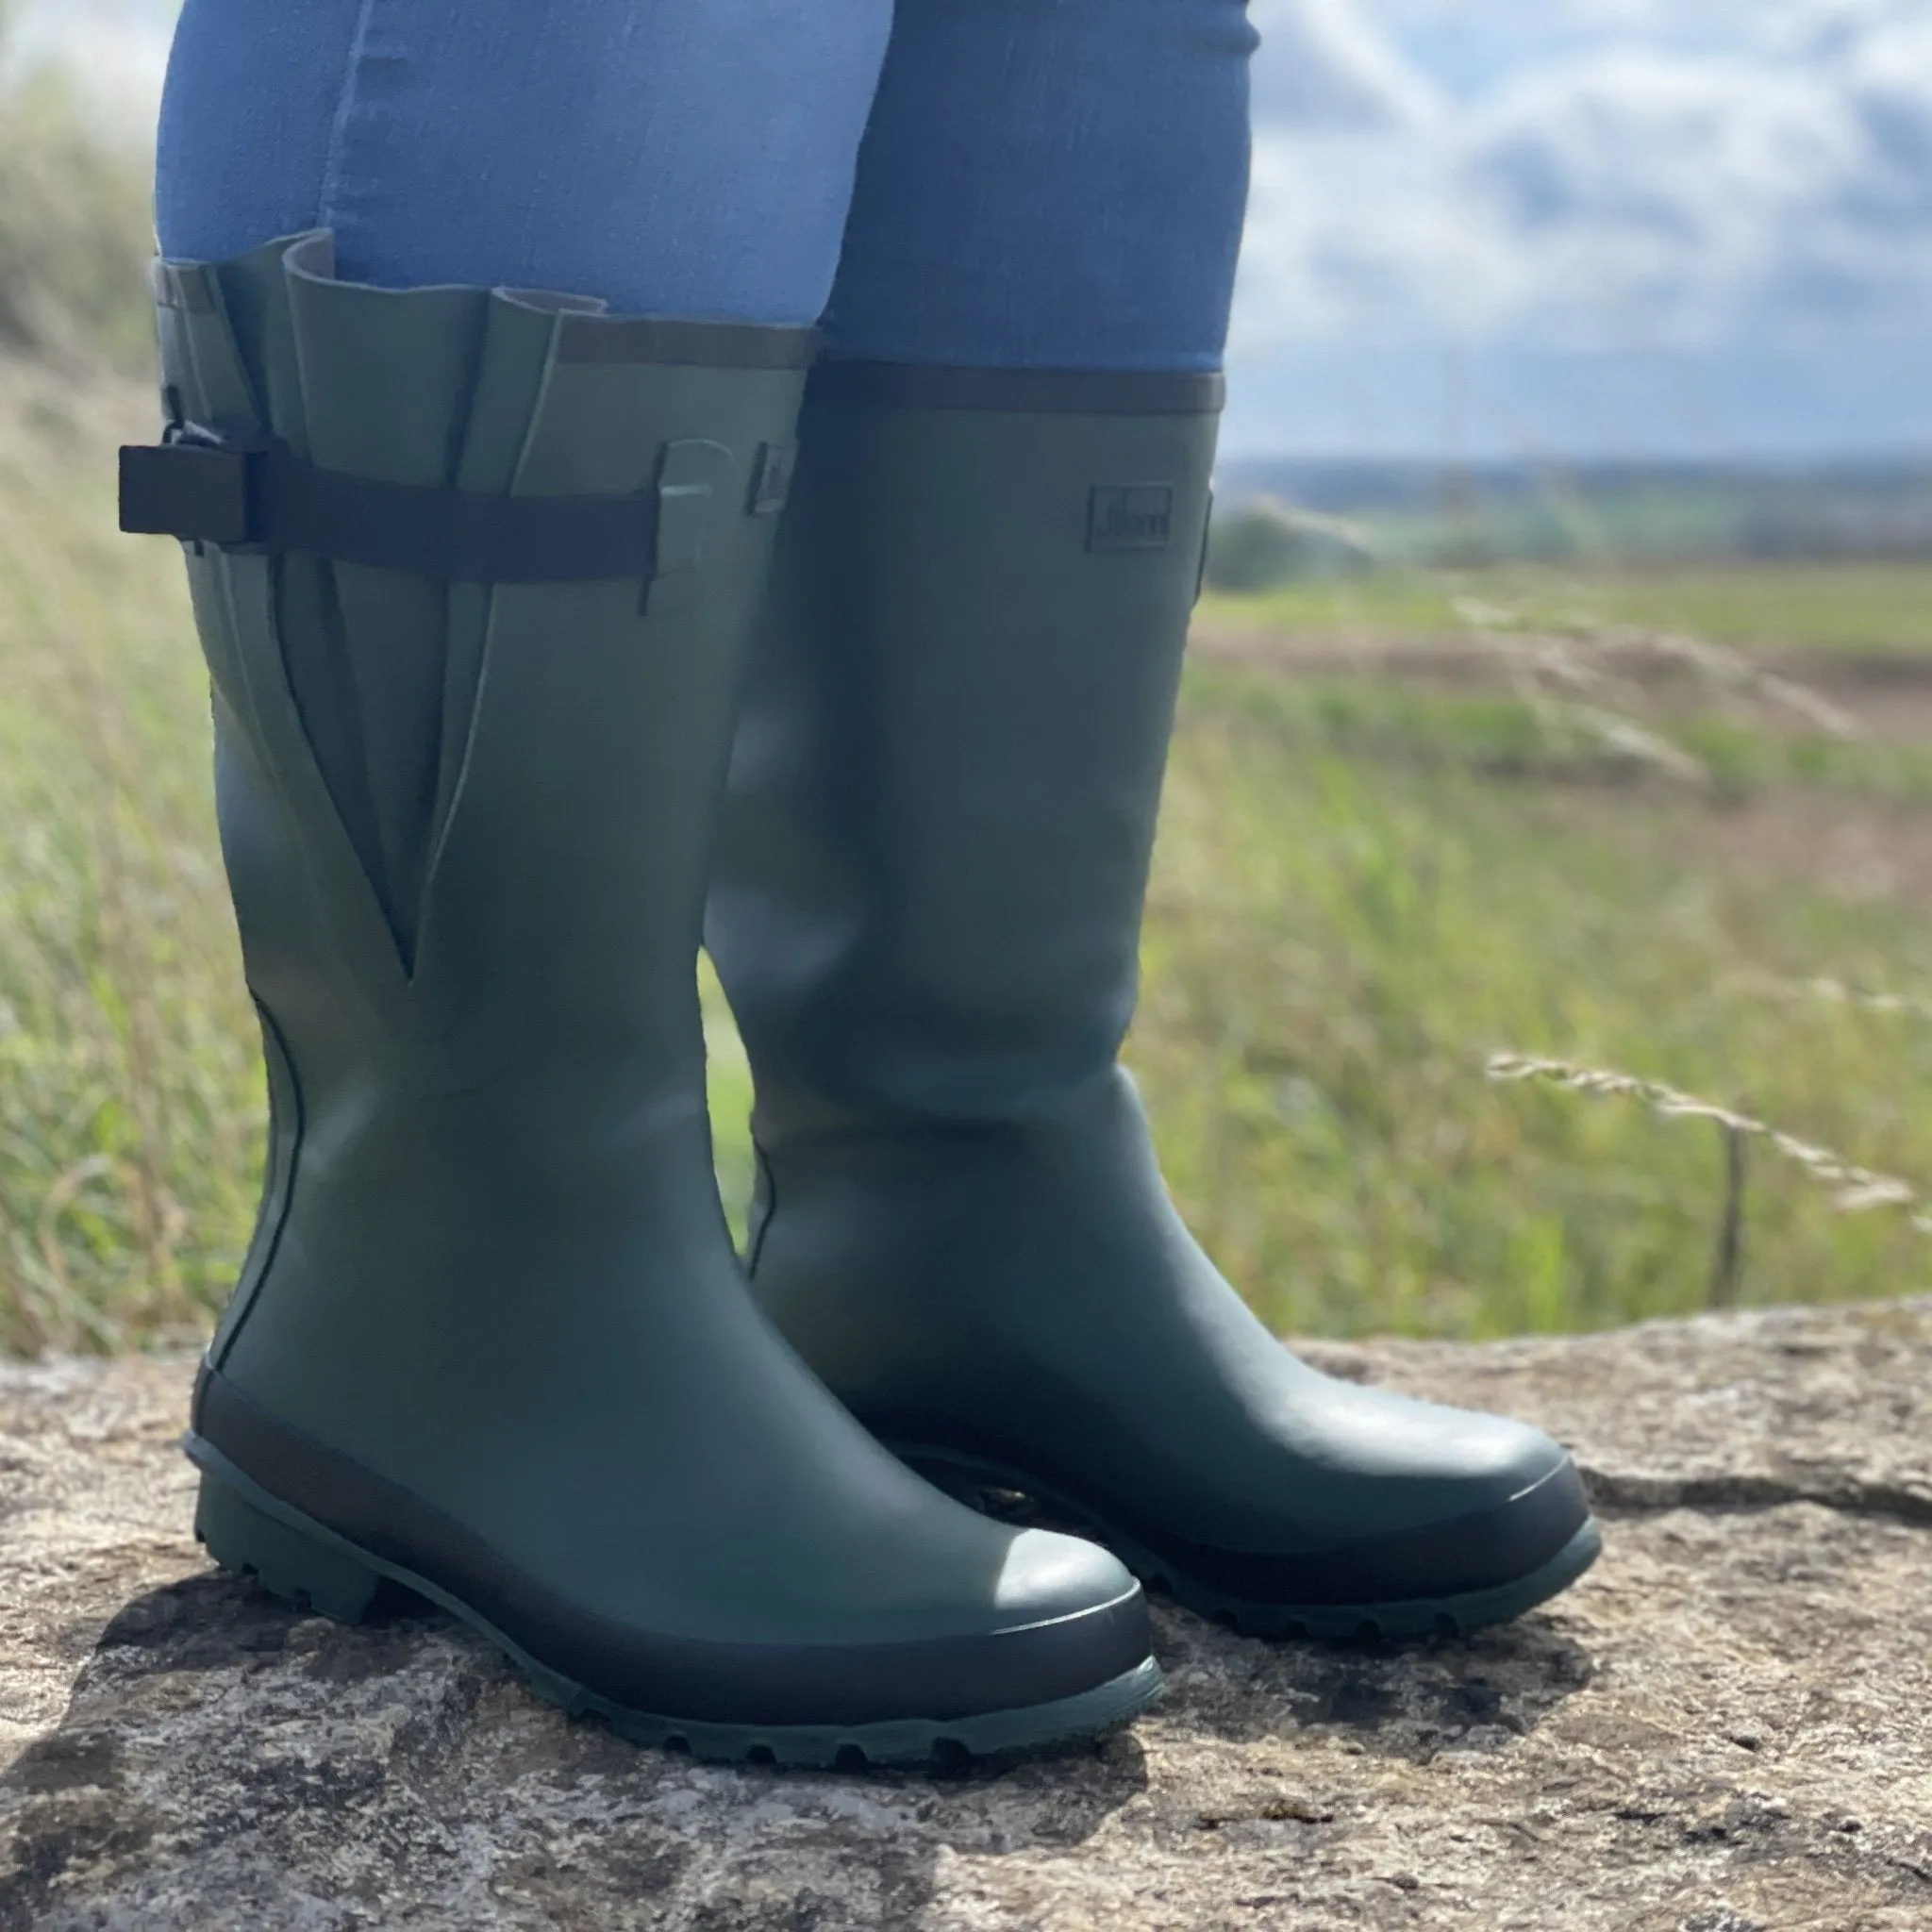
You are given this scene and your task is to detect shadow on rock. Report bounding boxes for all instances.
[1153,1601,1596,1761]
[0,1567,1151,1931]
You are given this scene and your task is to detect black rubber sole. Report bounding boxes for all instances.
[895,1442,1604,1641]
[188,1446,1162,1769]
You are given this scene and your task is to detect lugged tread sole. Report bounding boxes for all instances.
[895,1443,1605,1641]
[188,1443,1162,1769]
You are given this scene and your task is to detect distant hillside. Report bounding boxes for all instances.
[1211,458,1932,581]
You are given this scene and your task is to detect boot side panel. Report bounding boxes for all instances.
[221,349,816,1506]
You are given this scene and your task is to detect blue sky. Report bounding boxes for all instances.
[1236,0,1932,458]
[26,0,1932,462]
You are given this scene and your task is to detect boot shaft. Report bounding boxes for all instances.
[708,365,1222,1129]
[139,235,813,1407]
[159,234,813,1121]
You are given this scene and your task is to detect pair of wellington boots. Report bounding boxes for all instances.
[125,236,1599,1770]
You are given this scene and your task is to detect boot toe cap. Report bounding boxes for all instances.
[1161,1439,1594,1615]
[1265,1390,1595,1607]
[994,1526,1141,1624]
[1107,1384,1596,1619]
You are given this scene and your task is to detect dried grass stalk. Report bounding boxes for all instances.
[1487,1051,1930,1232]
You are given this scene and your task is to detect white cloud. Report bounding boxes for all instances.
[1232,133,1443,351]
[1247,0,1440,128]
[8,0,172,123]
[1774,0,1926,58]
[1235,0,1932,359]
[1840,20,1932,220]
[1456,56,1874,345]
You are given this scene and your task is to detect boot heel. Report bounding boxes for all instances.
[194,1474,385,1624]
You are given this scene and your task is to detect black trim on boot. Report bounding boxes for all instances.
[811,361,1226,415]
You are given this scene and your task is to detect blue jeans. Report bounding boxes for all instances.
[156,0,1257,373]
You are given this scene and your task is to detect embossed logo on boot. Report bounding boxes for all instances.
[748,441,798,517]
[1089,485,1174,552]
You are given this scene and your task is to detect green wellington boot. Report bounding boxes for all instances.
[119,239,1158,1766]
[708,363,1602,1641]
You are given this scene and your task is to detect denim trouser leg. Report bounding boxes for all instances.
[155,0,894,323]
[828,0,1258,371]
[155,0,1255,361]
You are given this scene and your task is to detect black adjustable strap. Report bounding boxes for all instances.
[119,428,664,584]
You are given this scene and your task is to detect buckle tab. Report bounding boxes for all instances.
[119,428,260,547]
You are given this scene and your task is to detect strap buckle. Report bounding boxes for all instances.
[119,422,264,549]
[116,421,683,585]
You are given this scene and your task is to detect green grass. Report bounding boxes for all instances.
[1206,560,1932,659]
[1137,661,1932,1338]
[0,375,261,1353]
[8,390,1932,1351]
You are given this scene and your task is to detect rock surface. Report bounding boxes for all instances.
[2,1301,1930,1930]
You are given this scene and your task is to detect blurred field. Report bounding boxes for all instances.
[3,32,1931,1355]
[7,379,1932,1351]
[0,373,252,1353]
[1203,563,1932,661]
[1146,610,1932,1339]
